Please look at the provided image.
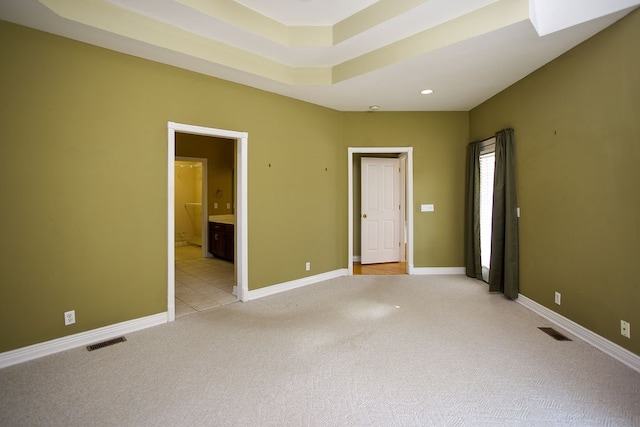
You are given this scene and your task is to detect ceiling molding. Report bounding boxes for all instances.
[2,0,637,111]
[40,0,298,84]
[334,0,529,83]
[333,0,431,45]
[38,0,528,86]
[174,0,433,47]
[174,0,298,46]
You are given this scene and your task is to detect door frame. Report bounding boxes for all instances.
[167,122,249,322]
[348,147,414,275]
[398,153,407,263]
[175,156,208,258]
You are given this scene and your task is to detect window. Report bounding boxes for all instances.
[479,139,496,282]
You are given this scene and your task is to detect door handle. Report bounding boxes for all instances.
[362,214,367,218]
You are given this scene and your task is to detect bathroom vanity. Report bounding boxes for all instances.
[208,215,234,262]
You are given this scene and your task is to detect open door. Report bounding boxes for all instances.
[360,157,401,264]
[167,122,249,322]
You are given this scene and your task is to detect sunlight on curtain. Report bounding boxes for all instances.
[479,151,495,276]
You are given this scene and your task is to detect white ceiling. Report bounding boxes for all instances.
[234,0,380,26]
[1,0,638,111]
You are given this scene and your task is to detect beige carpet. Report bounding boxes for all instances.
[1,275,639,426]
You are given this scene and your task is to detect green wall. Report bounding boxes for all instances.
[469,9,640,355]
[0,20,468,353]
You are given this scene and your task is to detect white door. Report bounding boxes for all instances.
[361,157,400,264]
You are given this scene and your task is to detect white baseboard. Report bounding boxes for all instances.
[0,312,167,369]
[246,269,349,300]
[352,256,361,263]
[412,267,465,275]
[517,294,640,374]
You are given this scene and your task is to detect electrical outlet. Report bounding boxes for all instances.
[621,320,631,339]
[64,310,76,326]
[554,292,561,305]
[305,262,311,271]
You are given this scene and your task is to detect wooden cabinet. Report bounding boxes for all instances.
[224,224,234,261]
[209,222,224,258]
[208,222,234,262]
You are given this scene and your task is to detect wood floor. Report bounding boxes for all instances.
[353,262,407,275]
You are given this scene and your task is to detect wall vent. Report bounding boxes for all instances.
[87,336,127,351]
[538,327,571,341]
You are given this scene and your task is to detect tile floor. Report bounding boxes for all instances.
[174,244,237,317]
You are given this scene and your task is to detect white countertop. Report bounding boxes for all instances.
[208,214,235,225]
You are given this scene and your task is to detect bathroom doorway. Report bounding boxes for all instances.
[167,122,248,322]
[174,158,207,255]
[173,140,235,317]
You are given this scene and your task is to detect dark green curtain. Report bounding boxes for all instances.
[488,128,519,299]
[464,141,482,280]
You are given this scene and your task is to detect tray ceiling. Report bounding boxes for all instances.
[1,0,638,111]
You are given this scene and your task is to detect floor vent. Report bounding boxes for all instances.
[87,336,127,351]
[538,327,571,341]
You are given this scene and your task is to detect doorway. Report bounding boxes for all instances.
[173,156,236,317]
[360,157,401,265]
[348,147,413,275]
[167,122,248,322]
[174,157,207,256]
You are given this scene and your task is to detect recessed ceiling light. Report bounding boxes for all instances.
[420,89,434,95]
[369,105,380,111]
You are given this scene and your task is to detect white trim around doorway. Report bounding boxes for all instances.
[348,147,414,275]
[168,122,249,322]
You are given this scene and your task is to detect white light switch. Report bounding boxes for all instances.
[517,207,520,217]
[421,204,435,212]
